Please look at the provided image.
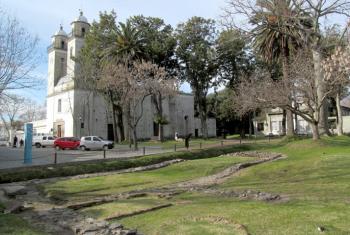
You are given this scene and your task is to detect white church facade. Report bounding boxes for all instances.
[36,11,216,140]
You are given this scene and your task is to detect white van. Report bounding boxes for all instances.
[33,135,56,148]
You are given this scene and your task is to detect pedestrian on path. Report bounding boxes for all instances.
[13,135,18,148]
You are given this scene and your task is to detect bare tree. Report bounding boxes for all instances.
[0,95,26,140]
[232,51,348,140]
[19,99,46,123]
[100,60,176,150]
[223,0,350,135]
[323,46,350,135]
[144,66,177,142]
[0,10,40,98]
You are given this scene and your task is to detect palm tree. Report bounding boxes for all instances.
[106,21,146,61]
[251,0,304,136]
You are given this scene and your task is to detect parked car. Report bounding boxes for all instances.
[80,136,114,151]
[54,137,80,150]
[33,135,56,148]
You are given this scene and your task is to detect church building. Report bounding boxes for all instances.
[38,11,216,140]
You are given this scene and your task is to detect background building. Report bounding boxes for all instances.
[37,11,216,140]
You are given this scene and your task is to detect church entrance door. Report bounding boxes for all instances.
[54,121,65,138]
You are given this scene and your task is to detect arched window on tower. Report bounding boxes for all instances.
[61,41,65,49]
[82,28,86,37]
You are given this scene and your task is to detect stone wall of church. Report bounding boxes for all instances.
[73,90,109,139]
[163,94,195,138]
[46,90,75,137]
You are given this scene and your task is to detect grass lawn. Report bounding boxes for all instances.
[43,156,254,202]
[6,136,350,234]
[0,213,46,235]
[118,137,350,235]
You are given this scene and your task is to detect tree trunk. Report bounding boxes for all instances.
[157,94,164,142]
[312,49,330,136]
[116,105,124,142]
[124,105,131,147]
[196,91,208,139]
[336,89,343,136]
[282,110,287,136]
[111,105,119,143]
[281,50,294,137]
[240,117,245,138]
[248,112,252,138]
[286,109,294,136]
[132,127,138,151]
[294,113,298,134]
[311,122,320,140]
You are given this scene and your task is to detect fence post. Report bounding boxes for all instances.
[221,141,224,147]
[143,146,146,156]
[174,144,177,152]
[103,149,106,159]
[240,137,242,145]
[54,150,57,164]
[200,142,202,149]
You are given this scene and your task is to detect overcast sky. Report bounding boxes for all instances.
[0,0,227,104]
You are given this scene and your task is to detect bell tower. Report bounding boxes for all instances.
[47,25,68,95]
[67,10,90,78]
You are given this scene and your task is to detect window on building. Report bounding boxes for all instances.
[81,123,84,129]
[82,28,86,37]
[58,99,62,113]
[257,123,264,131]
[61,41,65,49]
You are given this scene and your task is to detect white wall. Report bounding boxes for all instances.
[342,116,350,133]
[46,89,75,137]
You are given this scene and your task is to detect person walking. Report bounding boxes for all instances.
[13,135,18,148]
[19,139,24,147]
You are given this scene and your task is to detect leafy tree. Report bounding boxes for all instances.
[176,17,218,139]
[216,29,253,88]
[129,16,178,141]
[250,0,306,137]
[75,11,125,142]
[106,20,146,60]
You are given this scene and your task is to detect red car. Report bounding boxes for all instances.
[54,137,80,150]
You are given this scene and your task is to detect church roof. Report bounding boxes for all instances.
[54,25,67,37]
[73,10,88,23]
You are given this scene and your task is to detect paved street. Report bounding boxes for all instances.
[0,139,259,170]
[0,146,170,170]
